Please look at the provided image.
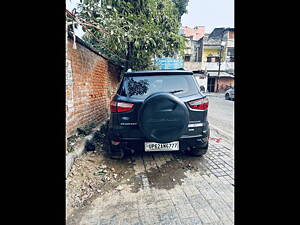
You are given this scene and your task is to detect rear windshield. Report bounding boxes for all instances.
[118,75,199,99]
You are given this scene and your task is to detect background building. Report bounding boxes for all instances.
[181,26,234,93]
[180,26,204,71]
[203,27,234,92]
[181,26,205,41]
[180,26,207,91]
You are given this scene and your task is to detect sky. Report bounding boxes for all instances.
[66,0,234,38]
[66,0,85,38]
[181,0,234,33]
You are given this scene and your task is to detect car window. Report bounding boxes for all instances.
[119,75,199,99]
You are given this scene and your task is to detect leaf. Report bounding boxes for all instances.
[78,0,186,70]
[134,41,139,48]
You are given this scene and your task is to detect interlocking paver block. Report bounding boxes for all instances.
[175,204,199,219]
[156,206,182,224]
[208,199,233,223]
[139,208,161,225]
[67,129,234,225]
[181,217,203,225]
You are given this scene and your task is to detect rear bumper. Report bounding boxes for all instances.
[108,124,210,152]
[109,121,210,140]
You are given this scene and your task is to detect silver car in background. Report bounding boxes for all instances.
[225,87,234,100]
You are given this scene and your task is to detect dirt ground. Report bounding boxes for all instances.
[66,145,136,219]
[66,137,202,220]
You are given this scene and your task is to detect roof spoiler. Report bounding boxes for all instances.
[124,70,193,76]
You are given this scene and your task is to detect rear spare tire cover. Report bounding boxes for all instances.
[138,92,189,143]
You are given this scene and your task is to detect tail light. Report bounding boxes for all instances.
[110,100,134,113]
[111,140,121,145]
[188,97,209,110]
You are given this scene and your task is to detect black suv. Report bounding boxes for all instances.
[104,70,210,159]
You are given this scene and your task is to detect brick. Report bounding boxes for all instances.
[66,38,120,137]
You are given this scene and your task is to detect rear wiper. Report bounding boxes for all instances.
[169,89,183,94]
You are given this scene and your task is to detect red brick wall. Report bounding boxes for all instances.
[66,38,121,137]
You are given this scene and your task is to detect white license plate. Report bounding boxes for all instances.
[145,141,179,152]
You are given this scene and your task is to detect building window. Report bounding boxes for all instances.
[184,55,191,62]
[207,56,219,62]
[194,47,202,62]
[227,48,234,62]
[227,47,234,57]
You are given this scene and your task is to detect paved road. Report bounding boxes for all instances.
[206,93,234,140]
[67,93,234,225]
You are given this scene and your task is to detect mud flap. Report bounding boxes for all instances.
[109,147,125,159]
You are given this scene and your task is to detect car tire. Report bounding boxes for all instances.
[107,138,125,160]
[109,147,125,160]
[189,143,209,157]
[103,127,125,160]
[225,93,230,100]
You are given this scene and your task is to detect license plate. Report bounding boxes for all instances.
[144,141,179,152]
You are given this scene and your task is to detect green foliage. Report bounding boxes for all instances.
[77,0,186,70]
[171,0,189,17]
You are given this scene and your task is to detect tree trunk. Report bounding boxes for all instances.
[126,42,134,71]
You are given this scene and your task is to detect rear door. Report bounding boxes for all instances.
[114,74,206,138]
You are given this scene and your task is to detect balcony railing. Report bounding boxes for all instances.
[202,61,234,71]
[183,61,234,72]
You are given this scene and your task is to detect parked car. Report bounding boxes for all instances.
[104,70,210,159]
[225,87,234,100]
